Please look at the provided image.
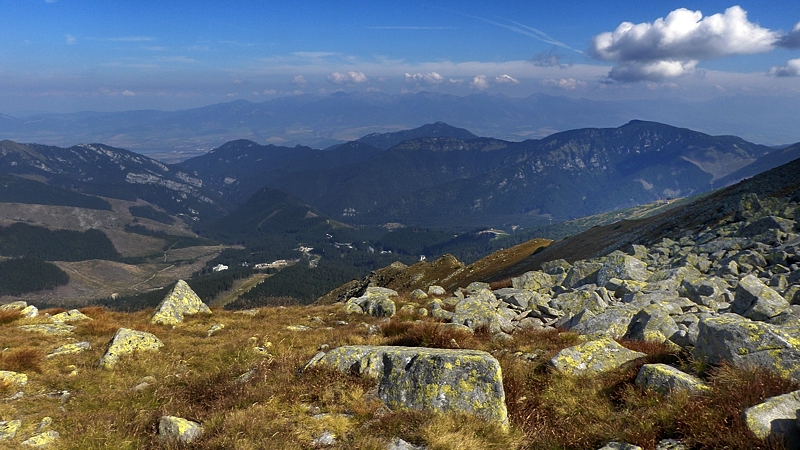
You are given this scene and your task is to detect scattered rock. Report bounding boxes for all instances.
[427,285,446,296]
[549,337,646,376]
[151,280,212,326]
[731,274,792,322]
[635,364,709,395]
[387,437,427,450]
[20,430,59,448]
[158,415,203,444]
[18,323,75,336]
[312,430,336,447]
[98,328,164,369]
[0,420,21,440]
[0,370,28,386]
[743,390,800,448]
[50,309,92,323]
[597,442,643,450]
[207,323,225,337]
[46,342,91,359]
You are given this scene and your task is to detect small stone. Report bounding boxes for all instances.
[0,420,21,440]
[312,430,336,447]
[597,442,643,450]
[235,308,259,316]
[20,430,59,447]
[549,337,646,376]
[206,323,225,337]
[158,416,203,443]
[0,370,28,386]
[286,325,311,331]
[387,437,427,450]
[635,364,709,395]
[410,289,428,300]
[427,285,446,296]
[36,417,52,432]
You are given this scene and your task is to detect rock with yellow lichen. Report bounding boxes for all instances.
[0,420,21,441]
[158,416,203,443]
[307,345,508,429]
[0,370,28,386]
[18,322,75,336]
[151,280,211,326]
[344,286,398,318]
[97,328,164,369]
[50,309,92,323]
[693,314,800,381]
[20,430,59,448]
[743,390,800,449]
[549,337,646,376]
[46,341,91,359]
[635,364,709,395]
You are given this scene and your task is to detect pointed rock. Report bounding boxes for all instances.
[151,280,211,326]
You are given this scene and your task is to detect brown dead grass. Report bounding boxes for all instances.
[0,346,43,373]
[0,309,22,324]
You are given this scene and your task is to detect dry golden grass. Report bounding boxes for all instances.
[0,302,796,449]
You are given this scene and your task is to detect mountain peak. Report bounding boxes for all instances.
[357,122,479,150]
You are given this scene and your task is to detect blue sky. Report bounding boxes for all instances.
[1,0,798,114]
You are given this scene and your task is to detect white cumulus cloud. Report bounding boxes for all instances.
[327,71,369,84]
[404,72,444,85]
[540,78,587,90]
[494,74,519,84]
[122,90,135,96]
[769,58,800,77]
[470,75,489,90]
[291,75,308,86]
[591,6,778,81]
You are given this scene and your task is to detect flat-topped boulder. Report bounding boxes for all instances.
[550,337,646,376]
[151,280,211,326]
[307,345,508,429]
[635,364,709,395]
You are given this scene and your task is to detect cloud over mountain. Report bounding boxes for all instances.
[591,6,778,82]
[769,58,800,77]
[405,72,444,85]
[327,71,369,85]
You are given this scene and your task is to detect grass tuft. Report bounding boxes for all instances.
[0,346,43,373]
[0,309,22,324]
[386,321,478,349]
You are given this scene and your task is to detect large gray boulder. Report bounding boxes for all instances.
[345,287,398,318]
[731,274,792,322]
[551,289,607,318]
[562,260,603,288]
[625,303,680,343]
[570,305,638,339]
[693,314,800,381]
[308,345,508,429]
[511,270,555,293]
[743,390,800,449]
[596,251,651,287]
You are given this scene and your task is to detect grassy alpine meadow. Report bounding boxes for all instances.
[0,297,795,449]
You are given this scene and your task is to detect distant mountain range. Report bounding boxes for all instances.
[179,120,783,229]
[1,120,798,232]
[2,92,799,157]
